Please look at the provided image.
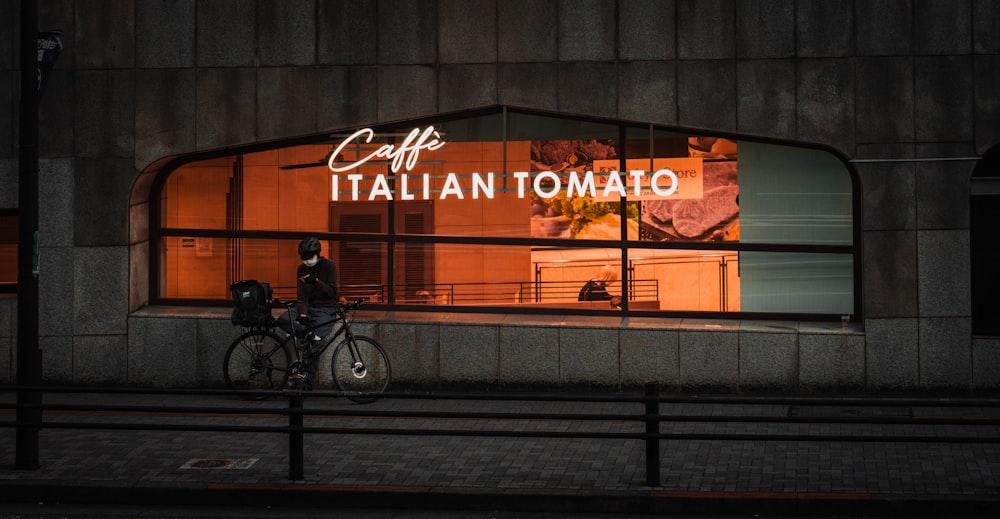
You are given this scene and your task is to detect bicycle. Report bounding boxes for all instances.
[223,298,391,403]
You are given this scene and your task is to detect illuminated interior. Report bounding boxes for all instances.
[154,107,857,317]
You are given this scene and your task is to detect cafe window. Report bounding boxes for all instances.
[151,106,859,319]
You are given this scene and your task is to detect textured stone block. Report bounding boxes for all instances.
[916,56,974,142]
[0,336,9,384]
[196,0,256,67]
[556,62,617,118]
[0,297,12,339]
[974,56,1000,152]
[799,333,865,391]
[915,0,972,55]
[438,65,498,112]
[855,0,913,56]
[40,336,72,384]
[259,0,317,66]
[915,151,972,229]
[678,330,738,390]
[440,324,497,385]
[378,322,440,386]
[917,230,971,317]
[39,69,74,157]
[856,158,916,232]
[856,57,914,143]
[0,159,14,206]
[440,0,497,63]
[498,0,557,62]
[318,0,377,65]
[738,329,798,391]
[74,70,135,158]
[378,0,437,64]
[129,241,148,312]
[317,66,378,130]
[619,0,675,60]
[39,246,75,337]
[795,0,853,57]
[736,0,794,58]
[677,0,735,59]
[74,0,135,68]
[617,61,676,124]
[558,0,616,61]
[973,337,1000,390]
[498,64,558,111]
[128,316,197,386]
[677,60,736,131]
[75,247,129,335]
[196,68,257,149]
[862,230,918,318]
[377,66,437,122]
[38,159,74,247]
[559,327,619,387]
[72,334,127,385]
[196,317,239,386]
[919,317,972,389]
[499,326,559,387]
[136,0,196,68]
[0,1,14,70]
[257,68,318,140]
[737,60,795,138]
[73,159,135,246]
[135,69,196,169]
[0,74,11,159]
[796,59,854,155]
[974,0,1000,53]
[620,328,679,389]
[864,318,919,390]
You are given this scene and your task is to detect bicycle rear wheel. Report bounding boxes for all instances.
[223,330,292,399]
[331,335,390,403]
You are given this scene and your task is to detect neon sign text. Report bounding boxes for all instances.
[328,126,445,173]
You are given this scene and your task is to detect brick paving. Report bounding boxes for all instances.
[1,391,999,515]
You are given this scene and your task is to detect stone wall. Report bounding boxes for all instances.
[1,0,999,391]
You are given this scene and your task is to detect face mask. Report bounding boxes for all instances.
[303,256,319,267]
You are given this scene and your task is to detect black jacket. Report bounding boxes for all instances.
[296,256,339,314]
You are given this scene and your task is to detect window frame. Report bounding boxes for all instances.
[148,106,862,321]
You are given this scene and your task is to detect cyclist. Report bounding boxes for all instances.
[278,237,342,389]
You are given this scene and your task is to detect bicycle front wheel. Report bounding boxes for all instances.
[331,335,390,403]
[223,330,292,398]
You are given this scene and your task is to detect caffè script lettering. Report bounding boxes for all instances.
[328,126,680,201]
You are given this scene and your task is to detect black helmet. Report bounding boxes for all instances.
[298,237,321,260]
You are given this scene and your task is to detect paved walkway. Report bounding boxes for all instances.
[1,390,999,516]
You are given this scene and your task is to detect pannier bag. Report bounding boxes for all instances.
[230,279,274,327]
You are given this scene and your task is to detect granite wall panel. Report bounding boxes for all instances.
[438,64,499,112]
[557,0,616,61]
[736,60,795,139]
[856,157,917,232]
[617,61,676,124]
[257,67,318,140]
[795,58,854,155]
[74,0,135,69]
[316,66,379,131]
[973,55,1000,152]
[73,159,136,247]
[136,0,195,68]
[378,66,437,122]
[736,0,794,59]
[677,0,735,59]
[196,0,256,67]
[498,63,559,110]
[318,0,377,65]
[677,60,737,131]
[195,68,257,150]
[855,0,913,56]
[439,0,497,63]
[618,0,675,61]
[259,0,317,66]
[917,230,971,317]
[135,68,197,169]
[916,56,974,143]
[864,318,919,390]
[74,70,135,159]
[72,334,127,385]
[919,317,972,389]
[498,0,557,63]
[795,0,853,58]
[862,230,918,318]
[378,0,437,65]
[74,247,129,336]
[915,0,972,56]
[556,62,618,119]
[856,57,914,144]
[973,0,1000,53]
[38,70,75,158]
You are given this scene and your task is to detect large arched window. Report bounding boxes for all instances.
[148,106,859,320]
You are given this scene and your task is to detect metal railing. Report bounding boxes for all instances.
[3,384,1000,486]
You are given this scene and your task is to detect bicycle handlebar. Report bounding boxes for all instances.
[273,298,366,311]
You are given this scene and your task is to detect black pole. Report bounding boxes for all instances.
[644,382,660,487]
[15,0,41,471]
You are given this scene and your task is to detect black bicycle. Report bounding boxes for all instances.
[223,298,390,403]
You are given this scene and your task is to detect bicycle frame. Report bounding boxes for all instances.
[275,299,361,363]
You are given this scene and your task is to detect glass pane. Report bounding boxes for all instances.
[395,244,625,310]
[625,248,740,312]
[638,128,741,243]
[738,141,852,245]
[739,251,854,314]
[160,237,366,301]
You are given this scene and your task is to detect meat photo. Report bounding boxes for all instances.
[671,185,740,238]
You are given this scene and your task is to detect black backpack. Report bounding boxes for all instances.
[230,280,274,327]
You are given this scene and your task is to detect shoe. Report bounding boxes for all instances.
[285,373,305,389]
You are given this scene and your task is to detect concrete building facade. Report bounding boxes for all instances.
[1,0,999,392]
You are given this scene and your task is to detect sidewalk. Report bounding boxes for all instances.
[2,390,999,516]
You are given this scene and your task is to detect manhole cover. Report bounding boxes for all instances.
[180,458,259,470]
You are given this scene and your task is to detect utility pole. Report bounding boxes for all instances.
[16,0,41,470]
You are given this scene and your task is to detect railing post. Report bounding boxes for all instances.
[289,393,304,480]
[644,382,660,487]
